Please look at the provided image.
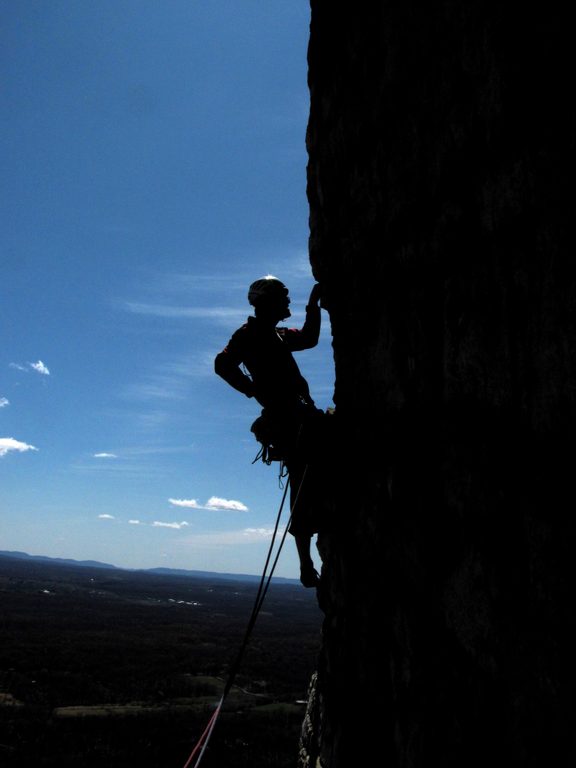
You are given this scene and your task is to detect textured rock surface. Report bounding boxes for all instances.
[304,3,576,766]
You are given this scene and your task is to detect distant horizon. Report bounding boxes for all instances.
[0,548,302,584]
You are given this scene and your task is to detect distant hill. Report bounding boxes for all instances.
[0,550,118,570]
[0,550,299,585]
[146,566,298,585]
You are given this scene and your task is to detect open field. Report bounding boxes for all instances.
[0,554,323,767]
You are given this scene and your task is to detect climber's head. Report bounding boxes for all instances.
[248,275,291,321]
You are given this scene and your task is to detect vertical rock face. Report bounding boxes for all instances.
[305,3,576,766]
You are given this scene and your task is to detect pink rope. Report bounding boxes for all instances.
[181,697,223,768]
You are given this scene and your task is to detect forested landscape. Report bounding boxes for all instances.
[0,553,322,767]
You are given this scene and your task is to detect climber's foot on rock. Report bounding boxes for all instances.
[300,564,320,588]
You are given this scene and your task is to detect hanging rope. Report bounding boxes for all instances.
[181,700,223,768]
[180,466,308,768]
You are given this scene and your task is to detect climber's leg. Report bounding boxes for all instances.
[286,454,320,587]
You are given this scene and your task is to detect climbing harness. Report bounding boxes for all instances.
[251,403,321,467]
[180,466,309,768]
[250,411,287,465]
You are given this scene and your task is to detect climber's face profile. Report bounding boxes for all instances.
[268,284,291,320]
[248,276,291,322]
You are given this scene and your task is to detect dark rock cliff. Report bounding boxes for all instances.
[303,3,576,766]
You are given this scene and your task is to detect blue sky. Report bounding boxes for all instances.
[1,1,334,579]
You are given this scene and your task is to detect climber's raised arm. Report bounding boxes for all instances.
[282,283,322,351]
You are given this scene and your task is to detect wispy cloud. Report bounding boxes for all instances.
[163,355,216,379]
[119,519,282,544]
[178,526,285,548]
[119,444,194,458]
[124,379,186,402]
[169,496,249,512]
[0,397,9,408]
[152,520,190,529]
[9,361,50,375]
[150,272,247,295]
[70,461,167,481]
[72,443,194,479]
[121,354,215,404]
[125,302,245,323]
[277,250,315,280]
[98,514,115,520]
[0,437,38,458]
[133,410,172,431]
[244,527,280,537]
[30,360,50,375]
[137,258,313,301]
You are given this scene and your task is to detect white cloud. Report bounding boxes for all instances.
[0,397,9,408]
[153,520,190,529]
[205,496,249,512]
[128,519,141,525]
[168,496,249,512]
[93,452,118,459]
[9,361,50,375]
[0,437,38,458]
[168,498,202,509]
[98,514,115,520]
[30,360,50,375]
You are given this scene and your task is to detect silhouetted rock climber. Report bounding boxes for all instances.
[214,275,326,588]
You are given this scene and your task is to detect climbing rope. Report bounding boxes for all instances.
[180,466,308,768]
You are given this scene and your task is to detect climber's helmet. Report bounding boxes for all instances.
[248,275,290,307]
